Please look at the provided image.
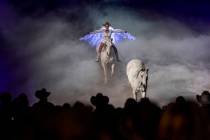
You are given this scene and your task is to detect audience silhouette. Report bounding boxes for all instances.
[0,89,209,140]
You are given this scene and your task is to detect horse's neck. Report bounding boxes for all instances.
[107,46,114,55]
[101,46,115,62]
[102,45,113,53]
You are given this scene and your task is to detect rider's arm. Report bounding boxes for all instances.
[89,28,104,34]
[112,28,127,33]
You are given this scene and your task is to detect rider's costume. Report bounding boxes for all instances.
[94,26,124,61]
[80,24,135,61]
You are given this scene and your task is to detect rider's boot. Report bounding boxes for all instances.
[116,55,121,62]
[113,46,121,62]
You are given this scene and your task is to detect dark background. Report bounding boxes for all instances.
[1,0,210,106]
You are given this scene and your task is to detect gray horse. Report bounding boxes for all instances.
[99,40,117,84]
[126,59,148,101]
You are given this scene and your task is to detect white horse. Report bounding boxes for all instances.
[126,59,148,101]
[99,40,116,84]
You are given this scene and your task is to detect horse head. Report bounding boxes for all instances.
[136,68,148,98]
[105,40,112,57]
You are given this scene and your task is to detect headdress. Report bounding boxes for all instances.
[103,21,111,26]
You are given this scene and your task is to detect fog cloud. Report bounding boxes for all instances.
[1,6,210,106]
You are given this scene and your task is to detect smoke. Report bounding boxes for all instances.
[1,5,210,106]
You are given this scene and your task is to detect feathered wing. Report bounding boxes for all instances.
[80,32,103,47]
[111,32,136,45]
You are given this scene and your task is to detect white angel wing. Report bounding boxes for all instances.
[111,32,136,45]
[80,32,103,47]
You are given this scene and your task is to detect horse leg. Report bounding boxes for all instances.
[103,64,108,84]
[140,84,146,98]
[141,91,146,98]
[136,91,139,101]
[133,90,137,101]
[111,64,115,78]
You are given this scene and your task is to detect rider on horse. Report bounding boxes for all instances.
[80,21,135,62]
[90,22,126,62]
